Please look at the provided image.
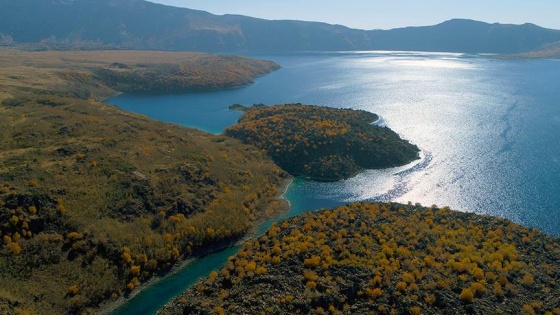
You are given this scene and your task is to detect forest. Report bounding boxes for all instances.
[162,202,560,315]
[225,104,420,181]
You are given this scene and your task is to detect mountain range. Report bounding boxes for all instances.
[1,0,560,54]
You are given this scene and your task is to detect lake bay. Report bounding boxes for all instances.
[108,51,560,314]
[110,51,560,237]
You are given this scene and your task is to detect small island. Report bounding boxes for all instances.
[225,104,420,181]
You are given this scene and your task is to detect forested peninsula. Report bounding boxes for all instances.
[0,49,284,314]
[225,104,420,181]
[161,202,560,315]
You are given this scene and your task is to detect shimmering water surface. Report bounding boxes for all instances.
[108,52,560,314]
[110,51,560,237]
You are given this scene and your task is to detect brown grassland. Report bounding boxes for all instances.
[0,48,286,314]
[0,48,280,101]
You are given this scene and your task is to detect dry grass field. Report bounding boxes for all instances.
[0,48,279,102]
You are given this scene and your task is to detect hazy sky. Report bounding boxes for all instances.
[146,0,560,30]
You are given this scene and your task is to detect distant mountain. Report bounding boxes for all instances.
[2,0,560,54]
[369,19,560,53]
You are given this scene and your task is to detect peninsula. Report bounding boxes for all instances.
[162,202,560,315]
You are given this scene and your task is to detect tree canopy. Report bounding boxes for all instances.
[225,104,420,181]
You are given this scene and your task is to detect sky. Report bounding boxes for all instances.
[146,0,560,30]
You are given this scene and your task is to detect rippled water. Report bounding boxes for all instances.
[108,51,560,237]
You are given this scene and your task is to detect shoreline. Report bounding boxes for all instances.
[97,239,237,315]
[280,176,294,209]
[98,176,294,315]
[95,66,287,315]
[98,258,195,315]
[238,175,294,244]
[99,62,280,104]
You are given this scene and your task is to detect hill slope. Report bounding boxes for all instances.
[0,49,286,314]
[161,202,560,315]
[1,0,560,53]
[0,0,373,52]
[0,49,279,101]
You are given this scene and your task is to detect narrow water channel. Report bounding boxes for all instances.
[111,246,240,315]
[110,176,345,314]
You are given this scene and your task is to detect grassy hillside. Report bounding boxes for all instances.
[0,49,279,101]
[162,202,560,315]
[0,49,286,314]
[225,104,419,181]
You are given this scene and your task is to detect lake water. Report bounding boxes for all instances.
[109,51,560,237]
[107,51,560,314]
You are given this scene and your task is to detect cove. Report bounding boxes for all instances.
[108,51,560,314]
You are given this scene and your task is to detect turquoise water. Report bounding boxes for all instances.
[108,51,560,314]
[110,246,240,315]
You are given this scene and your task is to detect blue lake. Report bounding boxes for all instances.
[109,51,560,237]
[107,51,560,314]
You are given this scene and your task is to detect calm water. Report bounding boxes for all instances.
[109,51,560,236]
[110,246,240,315]
[108,51,560,314]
